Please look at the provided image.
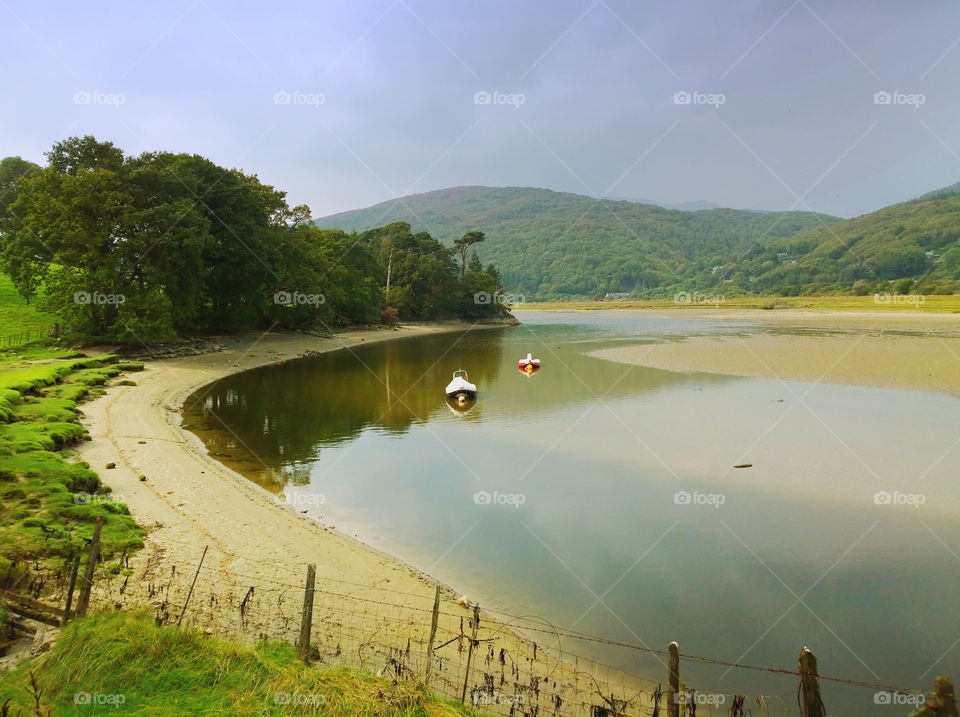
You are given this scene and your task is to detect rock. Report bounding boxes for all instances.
[105,462,117,469]
[30,626,59,656]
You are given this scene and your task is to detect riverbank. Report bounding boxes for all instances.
[69,320,633,711]
[566,308,960,395]
[75,323,505,597]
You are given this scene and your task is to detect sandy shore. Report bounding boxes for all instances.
[584,308,960,395]
[76,324,501,599]
[71,322,646,711]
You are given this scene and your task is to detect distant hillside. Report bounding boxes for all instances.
[316,186,837,299]
[606,196,720,211]
[733,187,960,295]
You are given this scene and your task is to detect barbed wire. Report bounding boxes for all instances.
[79,537,935,704]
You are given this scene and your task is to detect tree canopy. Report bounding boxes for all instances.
[0,137,505,343]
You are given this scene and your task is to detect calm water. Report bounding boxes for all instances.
[183,311,960,714]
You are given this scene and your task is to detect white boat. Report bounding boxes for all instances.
[445,369,477,401]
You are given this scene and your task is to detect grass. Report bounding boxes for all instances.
[0,274,57,348]
[0,612,485,716]
[0,355,144,588]
[520,294,960,313]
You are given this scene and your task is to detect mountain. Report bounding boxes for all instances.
[316,186,837,299]
[731,184,960,295]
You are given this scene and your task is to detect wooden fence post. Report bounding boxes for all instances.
[298,564,316,663]
[460,605,479,704]
[667,641,680,717]
[75,516,103,618]
[798,647,826,717]
[62,551,82,621]
[424,584,440,687]
[176,545,207,627]
[928,677,959,717]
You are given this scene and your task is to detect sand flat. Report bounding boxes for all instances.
[587,309,960,395]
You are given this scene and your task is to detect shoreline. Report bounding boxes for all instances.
[69,319,660,713]
[76,322,515,610]
[76,322,510,594]
[74,318,656,709]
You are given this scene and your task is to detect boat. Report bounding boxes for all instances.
[445,369,477,402]
[518,353,541,370]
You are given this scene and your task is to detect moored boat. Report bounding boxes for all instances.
[518,353,541,370]
[445,369,477,402]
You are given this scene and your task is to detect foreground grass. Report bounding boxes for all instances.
[0,612,483,716]
[521,294,960,313]
[0,354,144,587]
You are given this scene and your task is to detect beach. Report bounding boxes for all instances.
[72,321,638,710]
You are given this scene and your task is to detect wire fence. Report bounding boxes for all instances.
[6,532,942,716]
[1,327,44,348]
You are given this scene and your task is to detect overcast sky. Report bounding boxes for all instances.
[4,0,960,218]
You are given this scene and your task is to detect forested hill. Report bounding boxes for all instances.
[734,185,960,296]
[316,186,839,299]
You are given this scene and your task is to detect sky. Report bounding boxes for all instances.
[3,0,960,219]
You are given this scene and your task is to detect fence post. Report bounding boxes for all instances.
[460,604,479,704]
[63,551,82,621]
[298,564,316,663]
[667,641,680,717]
[75,516,103,618]
[424,584,440,687]
[927,677,959,717]
[798,647,826,717]
[176,545,207,627]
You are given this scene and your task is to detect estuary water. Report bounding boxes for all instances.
[183,311,960,714]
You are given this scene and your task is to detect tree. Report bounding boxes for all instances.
[453,231,485,279]
[0,156,40,218]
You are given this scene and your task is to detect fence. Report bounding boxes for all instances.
[5,526,948,717]
[1,326,48,348]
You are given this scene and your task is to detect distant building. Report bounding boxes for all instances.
[604,292,630,300]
